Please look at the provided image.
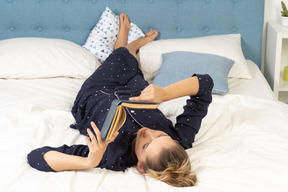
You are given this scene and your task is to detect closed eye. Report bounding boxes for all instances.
[142,143,148,151]
[142,134,167,151]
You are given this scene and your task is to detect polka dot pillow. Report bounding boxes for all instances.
[83,7,145,63]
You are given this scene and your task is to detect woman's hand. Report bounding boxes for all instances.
[130,77,200,103]
[85,121,119,168]
[129,84,166,103]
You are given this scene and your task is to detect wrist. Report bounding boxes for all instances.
[162,87,170,102]
[85,155,103,169]
[76,157,96,169]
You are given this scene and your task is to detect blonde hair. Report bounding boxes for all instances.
[141,142,197,187]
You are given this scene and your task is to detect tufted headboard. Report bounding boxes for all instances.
[0,0,264,67]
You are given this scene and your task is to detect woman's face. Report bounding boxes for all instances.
[134,127,176,173]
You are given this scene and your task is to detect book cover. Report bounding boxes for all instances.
[101,100,159,140]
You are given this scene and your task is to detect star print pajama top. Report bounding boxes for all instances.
[27,47,214,172]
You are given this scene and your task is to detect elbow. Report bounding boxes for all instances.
[206,75,214,92]
[27,148,56,172]
[194,74,214,95]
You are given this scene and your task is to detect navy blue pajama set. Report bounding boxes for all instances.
[27,47,213,172]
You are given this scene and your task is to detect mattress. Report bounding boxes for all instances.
[1,60,288,192]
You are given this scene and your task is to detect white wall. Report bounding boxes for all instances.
[262,0,288,71]
[266,0,288,22]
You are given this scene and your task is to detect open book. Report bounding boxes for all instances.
[101,100,159,140]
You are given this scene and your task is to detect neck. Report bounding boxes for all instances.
[131,138,137,163]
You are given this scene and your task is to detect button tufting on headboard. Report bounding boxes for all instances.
[37,27,43,32]
[204,27,210,32]
[0,0,265,67]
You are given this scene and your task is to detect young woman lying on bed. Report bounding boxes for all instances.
[27,13,213,187]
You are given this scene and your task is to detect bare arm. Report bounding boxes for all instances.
[44,122,118,171]
[43,151,91,171]
[129,76,199,102]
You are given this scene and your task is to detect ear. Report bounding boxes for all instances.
[137,161,146,174]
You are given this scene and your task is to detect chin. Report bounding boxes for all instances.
[136,127,145,137]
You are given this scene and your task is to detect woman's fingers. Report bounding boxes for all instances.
[86,128,98,149]
[90,121,104,144]
[86,122,102,149]
[129,84,159,102]
[85,136,94,149]
[87,121,119,148]
[129,91,152,101]
[105,131,119,144]
[130,94,153,102]
[129,95,142,101]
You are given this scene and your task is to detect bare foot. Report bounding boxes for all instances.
[125,29,158,58]
[114,13,130,49]
[143,30,159,44]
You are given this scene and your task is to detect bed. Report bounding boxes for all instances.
[1,0,288,192]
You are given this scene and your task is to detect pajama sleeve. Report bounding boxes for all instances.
[27,144,90,172]
[174,74,213,149]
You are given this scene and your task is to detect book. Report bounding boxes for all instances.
[101,100,160,140]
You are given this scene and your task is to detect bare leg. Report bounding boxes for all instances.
[114,13,130,49]
[114,13,158,58]
[125,30,158,58]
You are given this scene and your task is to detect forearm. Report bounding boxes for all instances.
[38,123,116,172]
[129,76,200,103]
[163,76,199,102]
[173,74,213,149]
[44,151,95,172]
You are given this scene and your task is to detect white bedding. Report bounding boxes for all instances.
[227,60,275,101]
[1,61,288,192]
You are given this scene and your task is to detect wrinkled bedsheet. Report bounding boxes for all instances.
[1,74,288,192]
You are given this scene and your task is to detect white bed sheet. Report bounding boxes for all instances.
[227,60,275,101]
[1,61,288,192]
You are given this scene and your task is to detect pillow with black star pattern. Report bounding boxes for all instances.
[82,7,145,63]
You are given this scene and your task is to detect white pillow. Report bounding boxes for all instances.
[83,7,145,63]
[0,38,100,79]
[139,34,251,81]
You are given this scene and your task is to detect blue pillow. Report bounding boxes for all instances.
[152,51,234,94]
